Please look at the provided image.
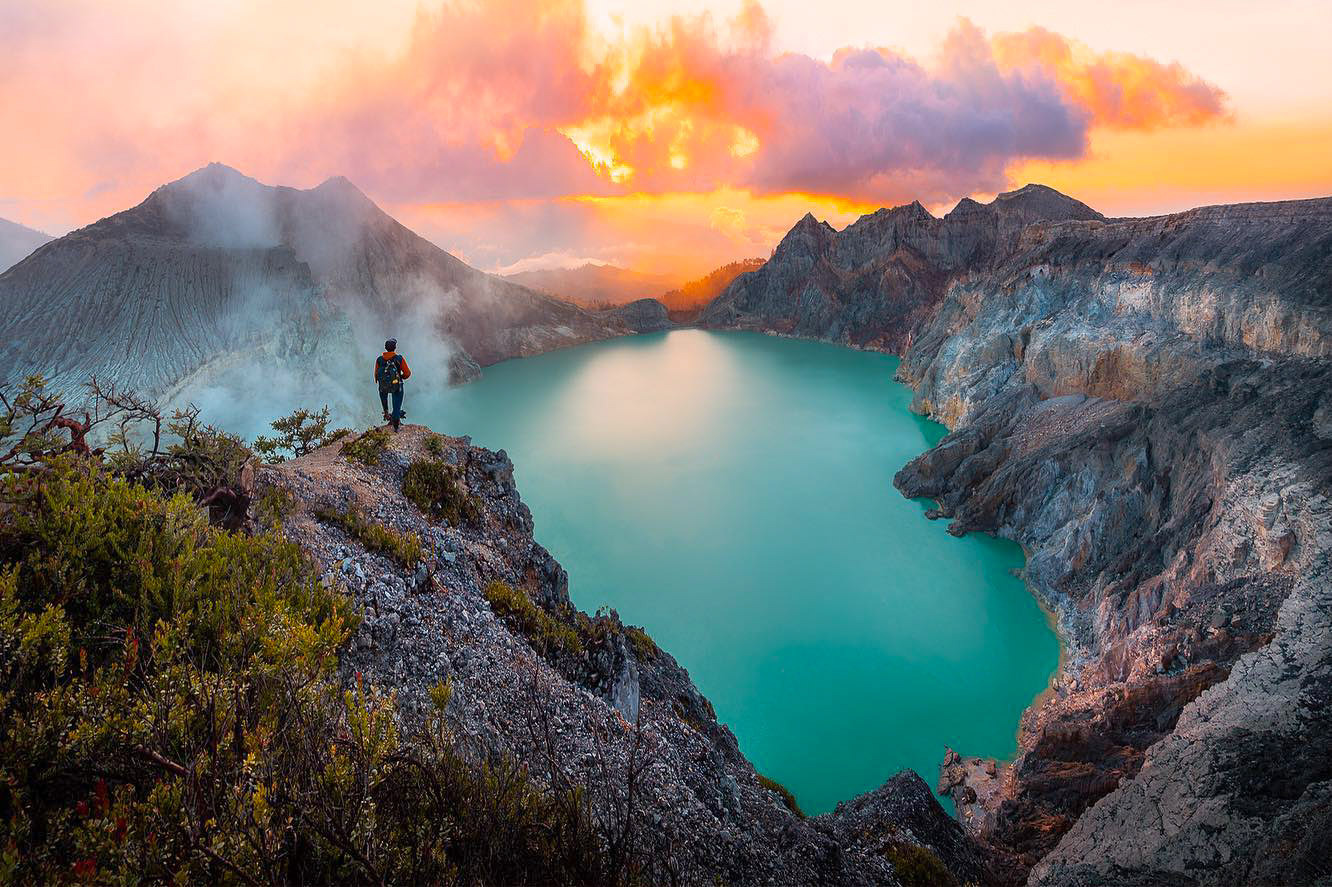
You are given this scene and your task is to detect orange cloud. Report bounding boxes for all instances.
[991,27,1229,131]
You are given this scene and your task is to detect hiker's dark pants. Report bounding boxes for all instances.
[379,387,403,421]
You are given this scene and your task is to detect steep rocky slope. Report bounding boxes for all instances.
[258,425,989,885]
[0,216,53,272]
[0,164,666,395]
[706,190,1332,884]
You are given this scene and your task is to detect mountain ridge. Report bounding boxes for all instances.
[699,183,1113,351]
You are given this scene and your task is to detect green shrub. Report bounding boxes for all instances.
[313,504,422,568]
[424,433,446,457]
[625,626,659,662]
[0,458,645,885]
[484,580,583,658]
[757,772,804,818]
[253,484,298,526]
[403,459,481,526]
[883,842,957,887]
[342,428,391,466]
[252,406,350,463]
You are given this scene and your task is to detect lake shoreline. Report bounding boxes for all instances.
[425,328,1060,817]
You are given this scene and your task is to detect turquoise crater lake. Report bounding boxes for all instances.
[421,329,1058,815]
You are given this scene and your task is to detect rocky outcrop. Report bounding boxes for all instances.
[1030,561,1331,886]
[598,297,672,334]
[0,164,669,394]
[893,197,1332,883]
[260,425,985,885]
[707,188,1332,884]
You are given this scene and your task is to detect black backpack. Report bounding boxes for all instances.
[378,354,404,392]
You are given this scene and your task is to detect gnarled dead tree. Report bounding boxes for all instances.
[1,374,255,527]
[0,374,98,465]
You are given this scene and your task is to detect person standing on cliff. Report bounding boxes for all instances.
[374,338,411,432]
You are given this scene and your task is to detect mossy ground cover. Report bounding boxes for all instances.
[883,842,957,887]
[757,773,805,818]
[484,580,584,659]
[624,625,659,662]
[312,504,423,568]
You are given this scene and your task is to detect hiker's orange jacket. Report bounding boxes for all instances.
[373,351,411,383]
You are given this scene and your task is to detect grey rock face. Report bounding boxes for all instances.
[0,163,658,395]
[707,187,1332,884]
[1030,556,1332,887]
[598,297,673,334]
[890,195,1331,881]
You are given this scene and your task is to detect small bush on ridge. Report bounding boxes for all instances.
[403,458,482,526]
[343,428,391,466]
[252,406,350,462]
[484,580,583,658]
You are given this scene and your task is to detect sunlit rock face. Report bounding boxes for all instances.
[0,163,664,396]
[707,189,1332,884]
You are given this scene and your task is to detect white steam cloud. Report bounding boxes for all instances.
[151,165,462,443]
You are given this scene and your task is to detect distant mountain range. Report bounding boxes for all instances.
[0,217,53,272]
[503,263,680,308]
[0,164,668,405]
[507,258,766,320]
[661,259,765,317]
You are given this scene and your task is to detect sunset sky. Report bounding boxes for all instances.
[3,0,1330,277]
